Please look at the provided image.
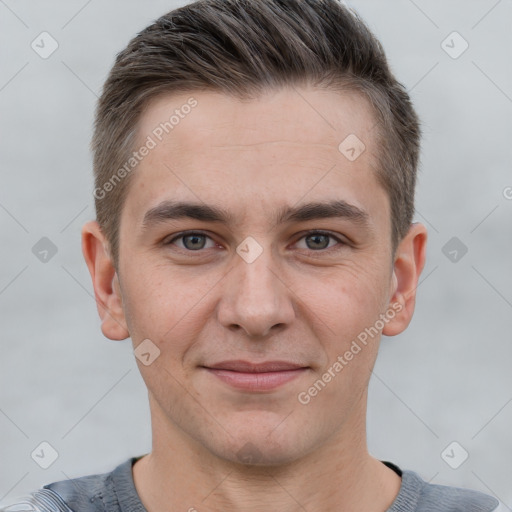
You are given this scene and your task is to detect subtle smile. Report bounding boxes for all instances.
[202,360,309,392]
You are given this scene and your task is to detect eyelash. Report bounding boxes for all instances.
[164,230,347,254]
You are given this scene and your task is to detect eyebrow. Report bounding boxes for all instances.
[141,199,371,231]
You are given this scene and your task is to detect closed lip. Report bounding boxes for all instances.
[202,360,308,372]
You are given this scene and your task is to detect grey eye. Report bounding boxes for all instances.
[305,233,331,250]
[182,234,208,250]
[165,232,216,251]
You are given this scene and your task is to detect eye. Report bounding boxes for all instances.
[165,231,216,251]
[295,231,345,251]
[164,230,346,254]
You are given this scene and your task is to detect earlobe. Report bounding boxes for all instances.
[81,221,130,341]
[382,222,428,337]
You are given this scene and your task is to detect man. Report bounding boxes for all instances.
[1,0,501,511]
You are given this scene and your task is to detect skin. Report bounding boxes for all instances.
[82,86,427,512]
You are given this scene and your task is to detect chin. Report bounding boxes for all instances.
[221,439,303,467]
[206,413,316,467]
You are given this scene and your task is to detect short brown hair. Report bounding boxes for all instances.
[92,0,421,267]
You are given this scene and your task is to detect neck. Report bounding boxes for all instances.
[133,396,401,512]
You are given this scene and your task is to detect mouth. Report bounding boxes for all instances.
[201,360,309,392]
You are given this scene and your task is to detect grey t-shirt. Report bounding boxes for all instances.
[2,456,501,512]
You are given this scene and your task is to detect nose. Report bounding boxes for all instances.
[217,245,296,338]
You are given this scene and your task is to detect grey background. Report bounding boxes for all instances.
[1,0,511,507]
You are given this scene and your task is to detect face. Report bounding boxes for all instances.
[84,86,426,466]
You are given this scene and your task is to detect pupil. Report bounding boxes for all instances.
[184,234,205,250]
[307,234,328,250]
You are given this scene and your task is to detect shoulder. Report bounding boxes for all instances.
[0,458,136,512]
[41,466,113,512]
[393,469,502,512]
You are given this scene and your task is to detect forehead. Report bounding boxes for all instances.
[138,86,376,155]
[123,86,388,233]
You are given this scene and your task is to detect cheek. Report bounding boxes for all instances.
[119,264,173,340]
[120,262,216,354]
[294,271,386,416]
[121,278,169,341]
[293,263,389,340]
[292,263,390,399]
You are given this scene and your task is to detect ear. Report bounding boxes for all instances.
[382,222,428,336]
[81,220,129,340]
